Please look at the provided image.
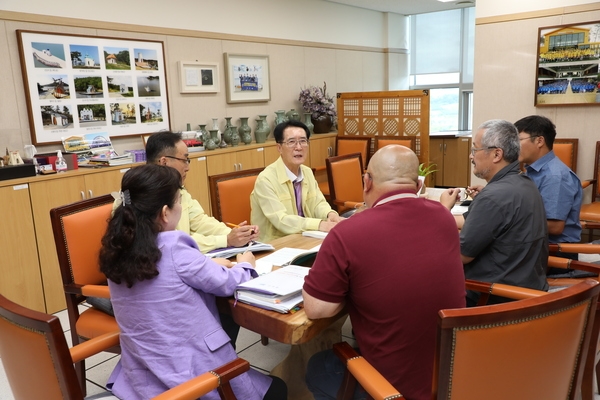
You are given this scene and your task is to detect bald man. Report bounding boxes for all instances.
[303,145,466,400]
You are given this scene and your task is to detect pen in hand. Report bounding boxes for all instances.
[225,222,256,246]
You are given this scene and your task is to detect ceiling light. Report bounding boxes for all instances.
[437,0,455,2]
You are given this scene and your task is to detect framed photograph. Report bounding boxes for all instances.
[16,30,171,145]
[535,21,600,106]
[178,61,219,93]
[223,53,271,104]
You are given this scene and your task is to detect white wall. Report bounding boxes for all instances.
[477,0,600,18]
[0,0,386,48]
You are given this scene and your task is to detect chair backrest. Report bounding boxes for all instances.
[374,136,416,153]
[433,280,600,400]
[0,293,85,399]
[336,136,372,168]
[591,141,600,202]
[208,168,264,223]
[554,138,578,172]
[326,153,364,213]
[50,194,114,288]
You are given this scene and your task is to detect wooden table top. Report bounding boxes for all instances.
[222,234,347,345]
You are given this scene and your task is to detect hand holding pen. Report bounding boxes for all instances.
[225,221,259,247]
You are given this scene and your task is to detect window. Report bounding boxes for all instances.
[409,8,475,132]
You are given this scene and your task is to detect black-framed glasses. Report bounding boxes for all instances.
[165,155,191,164]
[519,135,541,141]
[279,139,309,148]
[470,147,499,156]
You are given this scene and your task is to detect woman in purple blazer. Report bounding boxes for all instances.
[99,164,286,400]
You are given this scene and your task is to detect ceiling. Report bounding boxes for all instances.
[325,0,475,16]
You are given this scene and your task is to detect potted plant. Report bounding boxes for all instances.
[417,162,437,195]
[298,82,337,133]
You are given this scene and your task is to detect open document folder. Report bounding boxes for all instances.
[235,265,310,313]
[205,241,274,259]
[254,245,321,275]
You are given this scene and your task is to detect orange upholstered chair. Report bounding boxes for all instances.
[326,153,364,214]
[580,142,600,239]
[316,137,372,201]
[374,136,416,153]
[554,138,579,173]
[333,280,600,400]
[208,168,264,224]
[49,194,120,394]
[0,293,249,400]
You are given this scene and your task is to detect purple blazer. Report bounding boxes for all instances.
[107,231,271,400]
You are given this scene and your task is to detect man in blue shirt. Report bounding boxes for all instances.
[515,115,583,261]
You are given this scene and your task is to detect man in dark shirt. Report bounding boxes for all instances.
[440,119,548,306]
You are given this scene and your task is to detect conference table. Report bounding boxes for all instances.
[220,234,348,400]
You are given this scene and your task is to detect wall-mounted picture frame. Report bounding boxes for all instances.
[535,21,600,107]
[16,30,170,145]
[178,61,219,93]
[223,53,271,104]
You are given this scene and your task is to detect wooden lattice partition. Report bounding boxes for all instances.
[336,90,430,166]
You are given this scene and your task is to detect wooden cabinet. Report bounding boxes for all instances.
[29,169,127,313]
[430,136,471,188]
[206,147,265,175]
[308,135,336,168]
[0,183,45,312]
[185,156,210,215]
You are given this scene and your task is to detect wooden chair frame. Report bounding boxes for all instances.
[373,136,416,154]
[334,280,600,400]
[0,293,248,400]
[49,194,119,394]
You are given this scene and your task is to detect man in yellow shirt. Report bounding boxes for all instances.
[146,131,259,252]
[250,120,342,242]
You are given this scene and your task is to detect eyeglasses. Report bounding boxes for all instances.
[362,172,372,180]
[279,139,309,148]
[470,147,499,156]
[519,135,541,141]
[164,155,191,164]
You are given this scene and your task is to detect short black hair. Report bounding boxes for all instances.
[514,115,557,150]
[273,120,311,143]
[145,131,182,163]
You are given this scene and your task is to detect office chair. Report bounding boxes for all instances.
[333,280,600,400]
[580,141,600,240]
[325,153,364,214]
[373,136,416,153]
[0,293,249,400]
[208,168,264,224]
[554,138,579,173]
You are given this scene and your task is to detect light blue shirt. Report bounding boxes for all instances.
[525,151,582,243]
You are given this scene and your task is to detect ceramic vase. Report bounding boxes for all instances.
[231,128,241,146]
[311,116,333,134]
[258,115,270,139]
[238,117,251,145]
[286,109,300,121]
[274,110,287,130]
[303,113,314,135]
[223,117,233,146]
[255,117,269,144]
[205,129,219,150]
[197,124,209,143]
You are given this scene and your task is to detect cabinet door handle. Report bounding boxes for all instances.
[238,163,243,170]
[443,143,447,155]
[439,143,443,152]
[80,191,85,200]
[88,190,93,198]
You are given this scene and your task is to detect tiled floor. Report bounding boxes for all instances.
[0,303,356,399]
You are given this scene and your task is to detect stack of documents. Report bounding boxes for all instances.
[206,241,275,259]
[235,265,310,313]
[302,230,327,239]
[254,246,320,275]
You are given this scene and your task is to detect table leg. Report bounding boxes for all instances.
[270,316,347,400]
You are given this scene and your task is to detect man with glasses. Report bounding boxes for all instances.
[514,116,583,264]
[251,120,342,242]
[440,119,548,306]
[146,131,258,251]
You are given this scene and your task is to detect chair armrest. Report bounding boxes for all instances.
[548,256,600,276]
[582,179,596,189]
[70,330,120,363]
[152,358,250,400]
[333,200,363,209]
[81,284,111,298]
[581,221,600,230]
[549,243,600,254]
[466,279,546,306]
[333,342,403,400]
